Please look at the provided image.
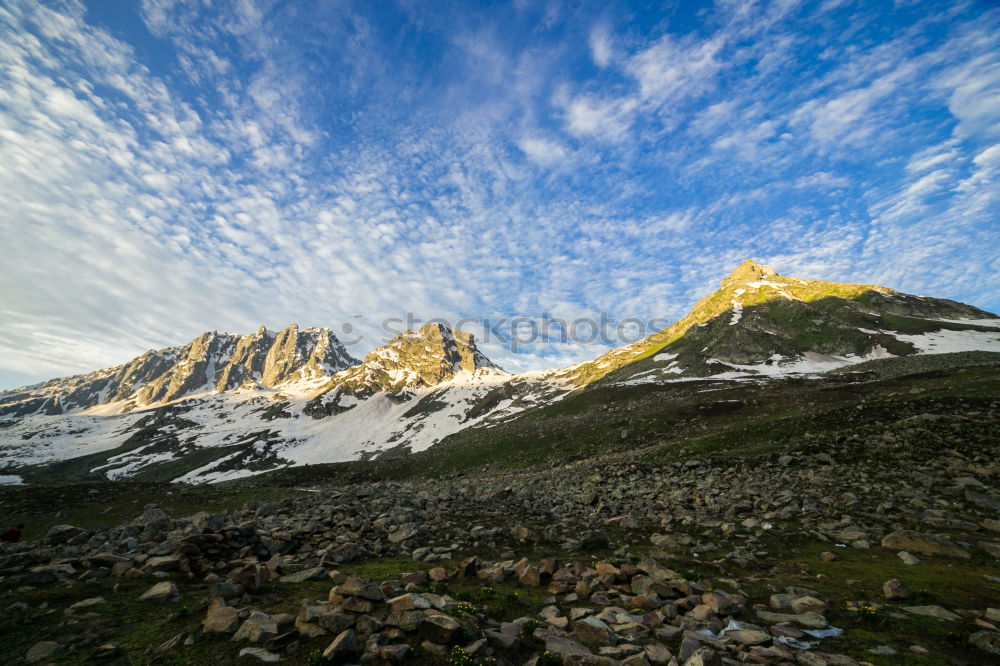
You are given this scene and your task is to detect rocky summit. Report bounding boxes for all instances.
[0,261,999,665]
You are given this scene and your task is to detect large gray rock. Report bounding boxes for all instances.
[238,647,281,663]
[881,531,971,560]
[203,602,239,633]
[323,629,360,660]
[756,609,828,628]
[545,635,593,658]
[969,631,1000,656]
[46,524,83,545]
[882,578,913,600]
[388,524,421,544]
[388,593,433,612]
[683,647,721,666]
[790,596,826,614]
[138,581,181,603]
[574,615,616,646]
[26,641,62,663]
[143,556,182,573]
[233,611,279,643]
[279,566,327,583]
[725,629,771,646]
[418,613,462,644]
[380,644,411,662]
[334,576,386,600]
[965,489,1000,512]
[902,605,961,621]
[318,610,357,635]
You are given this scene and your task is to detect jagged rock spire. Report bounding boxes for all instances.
[0,325,360,415]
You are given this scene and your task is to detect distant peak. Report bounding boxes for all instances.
[722,260,777,287]
[418,321,449,335]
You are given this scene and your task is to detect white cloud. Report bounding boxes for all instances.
[589,25,613,67]
[517,136,569,165]
[627,34,726,105]
[935,53,1000,138]
[792,172,850,189]
[563,95,635,139]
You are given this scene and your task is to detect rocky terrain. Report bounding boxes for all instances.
[0,262,998,664]
[1,359,999,664]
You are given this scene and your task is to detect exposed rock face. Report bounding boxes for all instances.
[0,325,358,416]
[306,323,503,412]
[336,323,499,393]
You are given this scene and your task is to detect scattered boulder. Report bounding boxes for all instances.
[26,641,62,663]
[882,578,913,600]
[419,613,462,645]
[335,576,386,600]
[238,647,282,662]
[204,602,240,633]
[574,615,616,646]
[323,629,360,660]
[881,531,971,560]
[138,581,181,603]
[969,631,1000,656]
[46,524,83,545]
[546,635,593,658]
[279,566,327,583]
[756,609,828,629]
[902,605,962,621]
[683,647,722,666]
[233,611,280,643]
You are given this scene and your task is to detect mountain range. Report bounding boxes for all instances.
[2,260,998,484]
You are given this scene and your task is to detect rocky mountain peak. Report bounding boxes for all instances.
[564,261,998,386]
[371,323,499,381]
[406,322,495,368]
[308,324,503,405]
[721,259,777,288]
[0,325,359,417]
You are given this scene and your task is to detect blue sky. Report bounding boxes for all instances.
[1,0,999,388]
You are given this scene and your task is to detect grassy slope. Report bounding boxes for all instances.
[566,278,891,386]
[224,353,1000,490]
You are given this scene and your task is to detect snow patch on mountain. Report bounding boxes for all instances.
[613,320,1000,387]
[895,326,1000,354]
[0,411,145,468]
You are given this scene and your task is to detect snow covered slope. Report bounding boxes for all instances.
[0,323,570,482]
